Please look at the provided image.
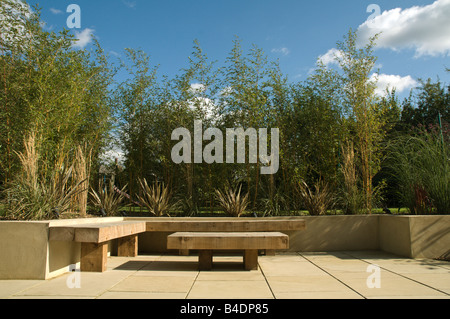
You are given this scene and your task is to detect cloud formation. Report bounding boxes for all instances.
[271,47,290,56]
[370,73,418,96]
[318,48,343,66]
[358,0,450,57]
[49,8,62,15]
[122,1,137,9]
[72,28,95,49]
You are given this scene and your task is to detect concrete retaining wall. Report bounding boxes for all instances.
[0,217,122,280]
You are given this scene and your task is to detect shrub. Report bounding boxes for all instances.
[297,179,335,216]
[137,178,178,216]
[215,185,249,217]
[90,180,128,216]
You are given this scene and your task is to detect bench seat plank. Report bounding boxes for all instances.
[148,220,305,232]
[167,232,289,250]
[49,221,146,243]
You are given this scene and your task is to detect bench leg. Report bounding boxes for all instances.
[244,250,258,271]
[118,234,138,257]
[179,249,190,256]
[80,242,108,272]
[198,250,213,271]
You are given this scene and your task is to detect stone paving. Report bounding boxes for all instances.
[1,251,449,299]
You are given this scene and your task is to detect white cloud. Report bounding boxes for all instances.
[190,83,206,93]
[72,28,95,49]
[358,0,450,57]
[49,8,62,15]
[110,50,121,58]
[370,73,418,96]
[186,83,219,122]
[271,47,290,56]
[122,1,137,9]
[317,48,343,66]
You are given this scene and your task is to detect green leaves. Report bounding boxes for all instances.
[137,178,178,217]
[215,185,249,218]
[90,181,128,217]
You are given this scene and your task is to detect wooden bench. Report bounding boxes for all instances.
[146,218,305,256]
[167,232,289,271]
[49,221,146,272]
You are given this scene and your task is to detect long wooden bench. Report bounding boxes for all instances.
[146,218,305,256]
[49,221,146,272]
[167,232,289,270]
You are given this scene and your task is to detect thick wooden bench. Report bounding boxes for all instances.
[167,232,289,271]
[49,221,146,272]
[146,218,305,256]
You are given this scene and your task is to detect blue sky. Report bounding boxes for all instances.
[30,0,450,99]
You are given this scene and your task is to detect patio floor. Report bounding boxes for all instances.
[1,251,449,299]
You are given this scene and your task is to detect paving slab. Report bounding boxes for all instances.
[0,280,42,299]
[187,280,274,299]
[265,275,351,293]
[14,269,135,298]
[97,291,187,299]
[274,291,363,299]
[109,276,195,293]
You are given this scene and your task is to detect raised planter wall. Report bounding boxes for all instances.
[379,215,450,259]
[0,215,448,279]
[0,217,123,280]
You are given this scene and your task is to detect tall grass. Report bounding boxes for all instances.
[5,132,85,220]
[338,140,365,214]
[388,130,450,214]
[72,145,92,217]
[297,179,335,216]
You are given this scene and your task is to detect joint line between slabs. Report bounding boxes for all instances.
[259,261,277,300]
[297,252,367,299]
[341,251,450,297]
[185,270,200,299]
[95,257,156,299]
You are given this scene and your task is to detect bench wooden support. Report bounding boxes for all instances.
[80,242,108,272]
[118,234,139,257]
[243,250,259,270]
[198,250,213,270]
[50,221,146,273]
